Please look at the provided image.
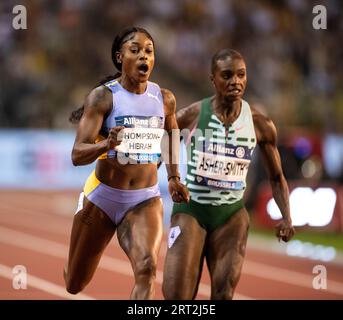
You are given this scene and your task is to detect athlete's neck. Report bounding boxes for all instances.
[119,75,147,94]
[212,95,242,126]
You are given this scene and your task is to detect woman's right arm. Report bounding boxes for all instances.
[71,86,123,166]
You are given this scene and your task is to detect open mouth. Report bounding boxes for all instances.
[138,64,149,74]
[228,88,241,95]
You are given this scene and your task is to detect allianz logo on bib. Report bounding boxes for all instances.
[235,147,245,158]
[148,117,160,128]
[123,117,149,126]
[206,143,249,159]
[121,116,161,128]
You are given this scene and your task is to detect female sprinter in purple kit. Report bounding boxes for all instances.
[64,26,189,299]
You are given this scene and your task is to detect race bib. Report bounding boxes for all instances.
[106,115,165,163]
[195,151,250,190]
[115,127,164,154]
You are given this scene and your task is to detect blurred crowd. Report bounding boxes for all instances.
[148,0,343,133]
[0,0,342,131]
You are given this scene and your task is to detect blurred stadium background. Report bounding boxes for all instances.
[0,0,343,299]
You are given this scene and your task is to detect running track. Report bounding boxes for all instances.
[1,190,343,300]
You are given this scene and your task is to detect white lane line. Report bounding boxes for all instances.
[0,193,77,216]
[0,202,71,220]
[0,226,68,259]
[0,263,94,300]
[247,234,343,267]
[243,261,343,296]
[0,210,70,237]
[3,219,343,298]
[100,251,251,300]
[2,202,343,298]
[161,239,343,297]
[0,203,256,301]
[0,226,252,300]
[3,200,343,272]
[2,212,340,299]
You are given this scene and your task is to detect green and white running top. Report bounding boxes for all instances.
[185,97,257,206]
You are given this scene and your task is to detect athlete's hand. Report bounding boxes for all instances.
[107,126,125,149]
[168,178,190,203]
[275,218,295,242]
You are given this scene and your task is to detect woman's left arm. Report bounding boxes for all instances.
[161,88,190,203]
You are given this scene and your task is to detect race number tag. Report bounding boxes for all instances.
[168,226,181,248]
[115,127,164,154]
[195,151,250,190]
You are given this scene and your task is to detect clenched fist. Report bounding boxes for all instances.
[168,177,190,203]
[107,126,125,150]
[275,218,295,242]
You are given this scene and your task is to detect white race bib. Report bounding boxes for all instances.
[115,128,164,154]
[195,151,250,182]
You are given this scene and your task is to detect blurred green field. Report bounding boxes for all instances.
[251,227,343,252]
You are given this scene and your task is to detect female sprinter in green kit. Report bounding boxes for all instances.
[163,49,295,300]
